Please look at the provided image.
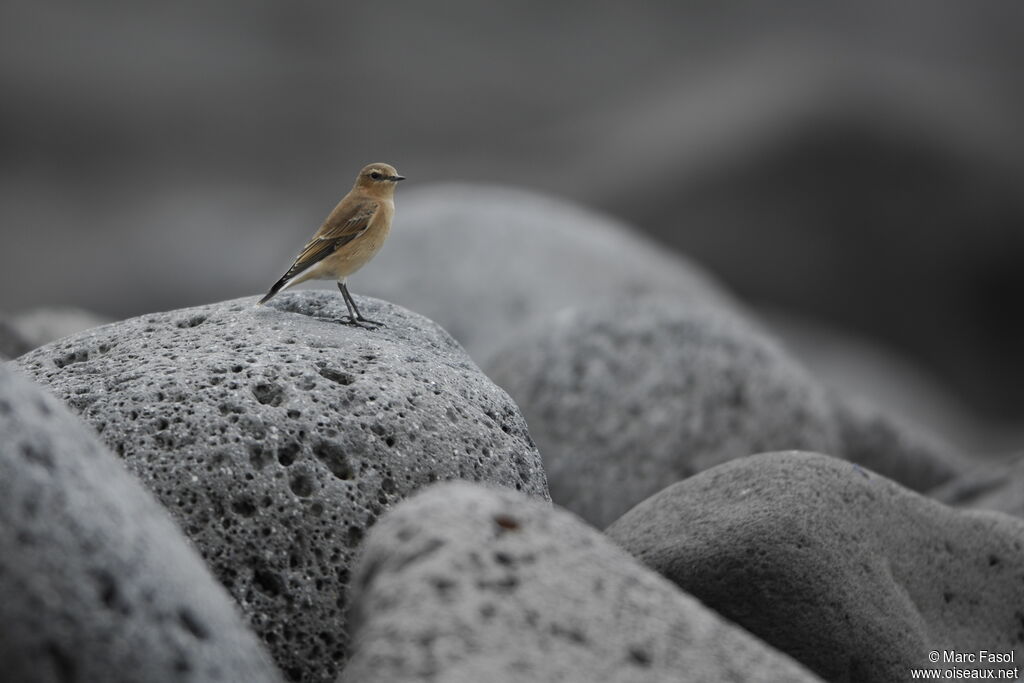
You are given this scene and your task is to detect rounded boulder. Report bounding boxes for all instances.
[340,481,822,683]
[358,183,736,363]
[17,291,548,682]
[606,451,1024,682]
[0,363,282,683]
[487,299,839,527]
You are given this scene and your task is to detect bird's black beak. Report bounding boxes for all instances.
[392,175,406,182]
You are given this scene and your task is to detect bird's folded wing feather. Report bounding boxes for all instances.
[280,200,379,281]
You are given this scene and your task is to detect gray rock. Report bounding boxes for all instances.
[829,391,970,491]
[17,291,548,683]
[486,300,840,527]
[606,451,1024,683]
[340,481,823,683]
[759,306,1007,452]
[358,183,736,364]
[931,454,1024,518]
[8,307,112,351]
[0,317,30,358]
[0,307,111,359]
[0,363,282,683]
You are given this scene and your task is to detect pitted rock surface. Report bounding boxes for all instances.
[606,451,1024,683]
[358,183,736,363]
[0,364,282,683]
[339,481,823,683]
[17,291,548,683]
[487,300,840,527]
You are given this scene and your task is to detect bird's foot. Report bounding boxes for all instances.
[341,316,384,329]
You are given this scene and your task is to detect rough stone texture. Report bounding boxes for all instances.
[0,363,282,683]
[487,300,840,528]
[829,391,970,492]
[340,481,823,683]
[357,183,737,363]
[931,454,1024,519]
[606,451,1024,683]
[17,291,548,683]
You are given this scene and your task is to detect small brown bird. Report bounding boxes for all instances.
[258,162,404,326]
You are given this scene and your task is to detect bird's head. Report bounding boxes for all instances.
[355,163,405,195]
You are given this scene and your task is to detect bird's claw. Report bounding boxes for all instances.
[342,316,384,329]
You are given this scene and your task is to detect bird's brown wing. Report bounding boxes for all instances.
[279,199,380,282]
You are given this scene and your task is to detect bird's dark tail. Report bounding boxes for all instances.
[257,276,289,306]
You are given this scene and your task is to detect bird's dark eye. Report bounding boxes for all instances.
[370,172,382,180]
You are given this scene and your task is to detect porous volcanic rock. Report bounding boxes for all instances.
[487,300,840,527]
[606,451,1024,683]
[339,481,823,683]
[0,363,282,683]
[358,183,736,363]
[17,291,548,683]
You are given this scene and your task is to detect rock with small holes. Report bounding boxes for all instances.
[339,481,823,683]
[358,183,737,363]
[486,299,840,527]
[17,291,548,683]
[0,363,282,683]
[606,451,1024,683]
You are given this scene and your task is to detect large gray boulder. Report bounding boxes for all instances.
[0,363,282,683]
[0,317,28,358]
[0,307,111,359]
[759,307,1000,452]
[828,392,969,492]
[18,291,548,683]
[487,300,840,527]
[340,481,823,683]
[931,454,1024,519]
[358,183,735,363]
[606,451,1024,683]
[488,298,968,527]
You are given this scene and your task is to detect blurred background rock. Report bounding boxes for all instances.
[2,1,1022,450]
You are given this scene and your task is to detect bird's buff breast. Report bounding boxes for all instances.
[311,203,392,280]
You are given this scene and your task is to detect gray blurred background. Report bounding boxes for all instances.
[2,2,1022,449]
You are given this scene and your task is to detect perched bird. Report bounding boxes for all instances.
[258,162,405,327]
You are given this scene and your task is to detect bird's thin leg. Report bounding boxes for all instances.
[337,283,358,322]
[338,282,383,327]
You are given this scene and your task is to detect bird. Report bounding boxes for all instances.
[258,162,404,327]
